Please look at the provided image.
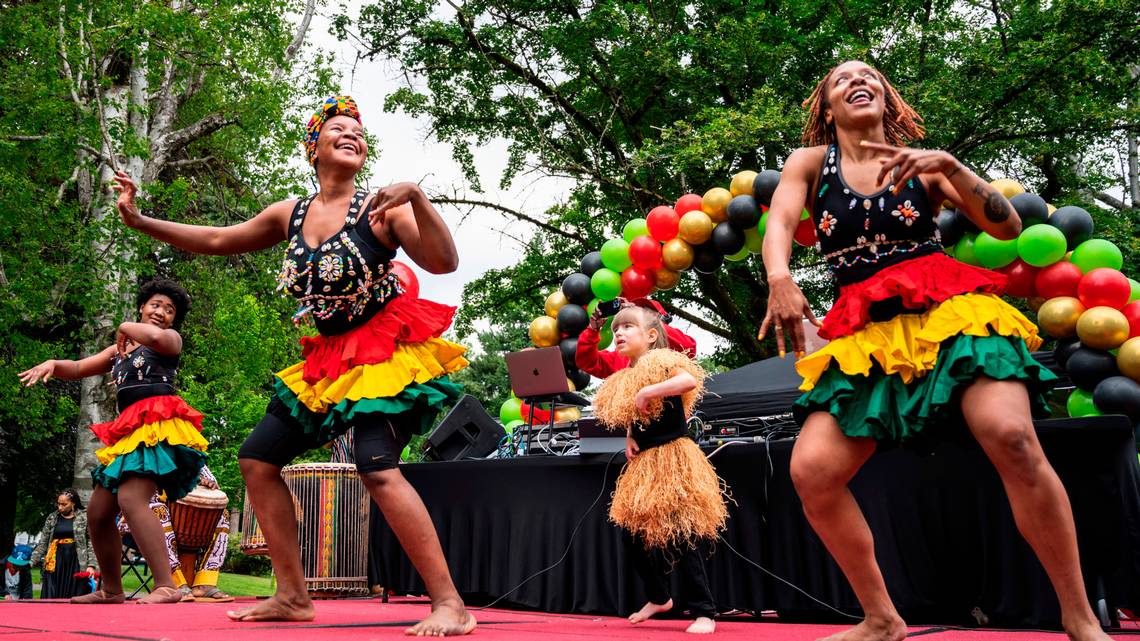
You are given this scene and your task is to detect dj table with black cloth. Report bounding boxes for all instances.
[369,416,1140,627]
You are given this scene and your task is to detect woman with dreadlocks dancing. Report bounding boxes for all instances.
[760,60,1111,641]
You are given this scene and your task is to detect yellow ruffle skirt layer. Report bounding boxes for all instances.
[95,418,208,466]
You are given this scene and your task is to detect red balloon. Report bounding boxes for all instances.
[998,259,1039,298]
[1034,261,1082,300]
[675,194,703,216]
[389,260,420,298]
[520,402,552,423]
[646,206,680,242]
[1078,267,1131,310]
[620,266,655,299]
[793,216,817,247]
[1123,301,1140,338]
[629,235,663,270]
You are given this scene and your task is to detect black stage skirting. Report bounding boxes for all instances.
[369,416,1140,627]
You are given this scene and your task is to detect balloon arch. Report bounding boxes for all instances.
[496,170,1140,429]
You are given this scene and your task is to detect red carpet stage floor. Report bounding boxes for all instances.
[1,597,1137,641]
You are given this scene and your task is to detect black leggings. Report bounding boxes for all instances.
[624,531,717,619]
[237,397,412,473]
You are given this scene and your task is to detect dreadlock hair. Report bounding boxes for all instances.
[801,61,925,147]
[58,488,84,510]
[136,278,191,330]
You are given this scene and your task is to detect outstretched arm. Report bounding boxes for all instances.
[368,183,458,274]
[114,172,292,255]
[18,345,117,387]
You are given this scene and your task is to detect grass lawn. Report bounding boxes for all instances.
[29,568,274,598]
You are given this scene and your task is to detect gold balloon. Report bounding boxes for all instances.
[1047,203,1057,215]
[701,187,732,223]
[566,377,576,392]
[661,238,695,271]
[553,406,581,423]
[653,268,681,290]
[678,211,713,244]
[1037,296,1086,339]
[544,290,569,318]
[990,178,1025,199]
[529,316,560,347]
[1118,337,1140,382]
[1027,296,1046,312]
[1076,306,1130,350]
[730,170,758,197]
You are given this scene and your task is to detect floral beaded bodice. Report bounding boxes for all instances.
[111,345,178,412]
[276,190,402,336]
[811,144,942,285]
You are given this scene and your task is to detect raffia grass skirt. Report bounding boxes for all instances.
[609,437,728,550]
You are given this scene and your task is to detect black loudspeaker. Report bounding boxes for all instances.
[423,395,506,461]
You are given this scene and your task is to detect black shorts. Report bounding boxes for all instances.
[237,397,413,473]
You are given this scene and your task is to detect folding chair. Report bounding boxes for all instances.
[120,535,152,598]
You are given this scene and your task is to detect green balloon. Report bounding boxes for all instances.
[400,445,411,462]
[1129,278,1140,302]
[744,225,764,253]
[499,397,523,424]
[587,298,600,316]
[725,245,750,262]
[1067,388,1101,418]
[758,211,769,237]
[1070,238,1124,273]
[600,238,632,272]
[1016,224,1067,267]
[598,321,614,349]
[591,267,623,301]
[800,208,810,221]
[623,218,649,243]
[974,232,1019,269]
[504,419,525,435]
[954,233,979,266]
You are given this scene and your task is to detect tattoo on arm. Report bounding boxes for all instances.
[971,181,1012,223]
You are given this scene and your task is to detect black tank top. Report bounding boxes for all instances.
[112,345,179,412]
[630,396,690,450]
[276,190,401,336]
[811,144,942,285]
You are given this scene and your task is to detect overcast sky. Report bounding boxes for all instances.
[306,6,725,356]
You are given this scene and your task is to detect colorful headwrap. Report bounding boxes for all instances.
[304,95,362,165]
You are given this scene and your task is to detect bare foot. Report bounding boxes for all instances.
[817,615,907,641]
[629,598,673,624]
[404,598,475,637]
[138,586,183,604]
[1064,619,1114,641]
[686,617,716,634]
[226,594,315,622]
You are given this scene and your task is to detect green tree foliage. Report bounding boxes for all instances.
[343,0,1139,366]
[0,0,334,549]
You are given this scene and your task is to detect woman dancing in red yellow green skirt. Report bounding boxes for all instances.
[113,96,473,634]
[760,61,1112,641]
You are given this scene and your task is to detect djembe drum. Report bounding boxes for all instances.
[282,462,370,597]
[170,487,228,586]
[239,490,269,556]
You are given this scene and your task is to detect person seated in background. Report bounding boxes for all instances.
[3,545,33,600]
[576,298,697,379]
[117,465,233,602]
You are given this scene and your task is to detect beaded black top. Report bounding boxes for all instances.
[810,144,942,285]
[276,190,402,336]
[112,345,179,412]
[630,396,689,451]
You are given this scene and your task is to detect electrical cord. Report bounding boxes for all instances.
[471,449,623,610]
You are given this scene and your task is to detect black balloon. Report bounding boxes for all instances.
[1066,347,1119,391]
[1009,193,1049,228]
[936,209,966,247]
[580,251,604,277]
[1048,205,1095,250]
[692,243,724,274]
[567,367,591,391]
[726,195,761,230]
[752,169,780,206]
[561,273,593,305]
[1093,376,1140,420]
[712,222,746,255]
[1053,337,1082,369]
[559,337,579,365]
[556,304,588,336]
